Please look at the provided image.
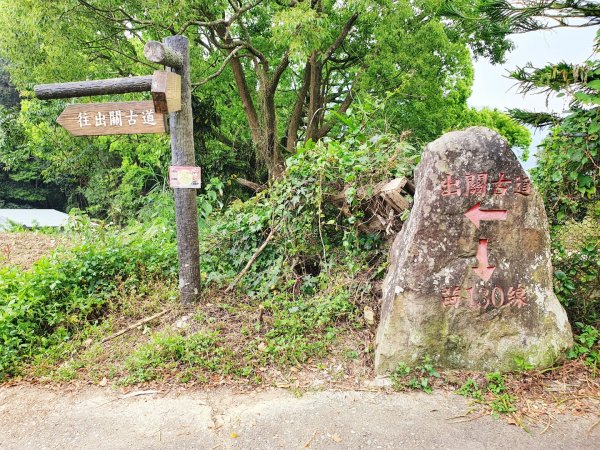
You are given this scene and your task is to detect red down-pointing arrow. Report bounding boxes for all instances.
[464,202,508,229]
[473,239,495,281]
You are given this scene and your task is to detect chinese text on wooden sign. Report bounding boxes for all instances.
[57,100,166,136]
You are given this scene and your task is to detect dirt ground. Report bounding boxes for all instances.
[0,385,598,449]
[0,232,69,270]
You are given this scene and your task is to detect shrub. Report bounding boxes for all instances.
[197,123,417,297]
[552,218,600,325]
[0,220,177,378]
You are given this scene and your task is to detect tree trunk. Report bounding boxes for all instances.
[286,61,311,153]
[228,55,263,151]
[263,90,285,179]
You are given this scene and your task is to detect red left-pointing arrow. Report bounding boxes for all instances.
[464,202,508,229]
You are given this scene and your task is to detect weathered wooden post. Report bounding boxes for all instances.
[34,35,202,305]
[145,36,201,305]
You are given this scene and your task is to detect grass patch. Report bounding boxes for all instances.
[0,221,178,380]
[122,330,236,384]
[8,270,369,388]
[456,372,518,417]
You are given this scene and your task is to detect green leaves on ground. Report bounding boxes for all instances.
[390,357,440,394]
[568,323,600,370]
[458,373,517,416]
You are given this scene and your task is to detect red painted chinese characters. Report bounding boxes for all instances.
[441,285,528,309]
[440,171,531,198]
[439,170,532,309]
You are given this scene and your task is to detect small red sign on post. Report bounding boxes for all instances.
[169,166,201,189]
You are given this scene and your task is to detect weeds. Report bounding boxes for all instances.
[568,323,599,370]
[0,220,177,379]
[457,378,485,401]
[122,331,237,384]
[390,357,440,393]
[458,372,517,416]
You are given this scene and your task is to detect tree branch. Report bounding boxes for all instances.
[228,52,263,152]
[178,0,265,34]
[323,13,359,62]
[306,52,323,141]
[225,225,278,292]
[286,60,311,152]
[236,177,266,192]
[192,46,245,86]
[269,51,290,97]
[77,0,172,31]
[316,87,355,140]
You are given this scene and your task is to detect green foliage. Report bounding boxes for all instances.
[359,6,476,146]
[484,372,516,414]
[510,61,600,98]
[485,371,507,394]
[552,219,600,325]
[0,0,516,190]
[441,1,515,64]
[0,105,66,208]
[0,94,176,219]
[0,111,395,379]
[458,372,516,415]
[489,392,517,415]
[458,378,485,401]
[196,107,417,295]
[257,285,359,366]
[512,29,599,227]
[532,106,599,224]
[0,58,18,108]
[493,9,600,335]
[0,218,177,378]
[390,357,440,394]
[475,0,599,35]
[123,331,235,384]
[568,323,600,369]
[513,355,534,372]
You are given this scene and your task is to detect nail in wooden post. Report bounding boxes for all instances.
[164,35,201,305]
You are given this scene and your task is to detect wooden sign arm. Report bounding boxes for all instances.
[144,41,183,69]
[34,75,153,100]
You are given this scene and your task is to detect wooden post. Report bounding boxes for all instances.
[144,41,183,69]
[34,76,153,100]
[151,70,182,113]
[162,35,201,305]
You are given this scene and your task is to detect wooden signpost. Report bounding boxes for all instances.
[56,101,167,136]
[34,36,201,305]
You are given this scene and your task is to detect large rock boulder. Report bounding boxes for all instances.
[375,127,572,374]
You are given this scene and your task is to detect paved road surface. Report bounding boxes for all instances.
[0,386,597,449]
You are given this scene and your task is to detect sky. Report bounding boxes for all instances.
[468,26,598,169]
